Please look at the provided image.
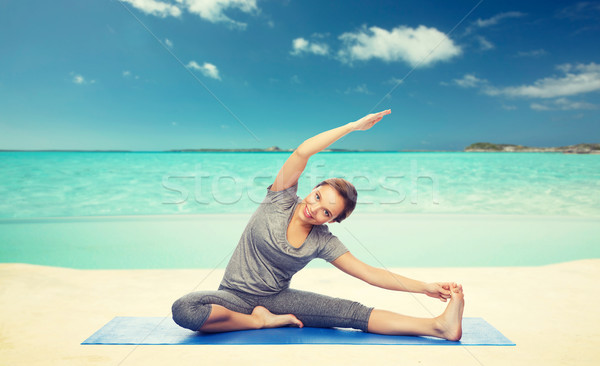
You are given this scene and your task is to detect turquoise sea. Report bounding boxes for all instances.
[2,151,600,218]
[1,152,599,268]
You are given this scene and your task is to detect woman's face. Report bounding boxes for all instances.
[299,184,345,225]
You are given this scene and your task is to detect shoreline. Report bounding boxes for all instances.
[2,213,598,270]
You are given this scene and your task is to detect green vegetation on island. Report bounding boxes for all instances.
[465,142,600,154]
[3,144,599,153]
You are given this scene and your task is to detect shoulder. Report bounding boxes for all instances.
[267,182,298,194]
[264,183,300,210]
[312,223,336,242]
[312,224,349,262]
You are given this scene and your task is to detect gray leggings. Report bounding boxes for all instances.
[172,286,374,332]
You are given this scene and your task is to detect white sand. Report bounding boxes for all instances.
[1,260,599,366]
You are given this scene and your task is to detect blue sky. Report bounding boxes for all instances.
[1,0,599,151]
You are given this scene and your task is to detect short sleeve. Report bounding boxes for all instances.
[318,234,349,263]
[266,183,300,210]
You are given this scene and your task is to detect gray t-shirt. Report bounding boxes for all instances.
[219,183,349,295]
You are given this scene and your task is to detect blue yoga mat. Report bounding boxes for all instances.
[81,317,514,346]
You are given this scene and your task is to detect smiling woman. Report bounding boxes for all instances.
[299,179,357,226]
[171,110,466,341]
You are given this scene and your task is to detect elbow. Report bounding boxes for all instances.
[294,147,311,160]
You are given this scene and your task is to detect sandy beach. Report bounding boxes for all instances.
[1,260,598,366]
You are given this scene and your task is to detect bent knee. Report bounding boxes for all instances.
[171,295,212,331]
[171,296,190,323]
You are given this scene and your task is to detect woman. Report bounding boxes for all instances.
[172,109,465,340]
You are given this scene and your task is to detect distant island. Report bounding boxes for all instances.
[2,144,599,153]
[0,146,387,153]
[465,142,600,154]
[169,146,290,152]
[168,146,383,152]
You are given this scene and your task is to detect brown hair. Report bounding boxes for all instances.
[314,178,357,223]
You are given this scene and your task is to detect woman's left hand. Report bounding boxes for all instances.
[350,109,391,131]
[423,282,452,302]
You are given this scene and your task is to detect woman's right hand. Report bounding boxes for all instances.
[422,282,453,302]
[350,109,391,131]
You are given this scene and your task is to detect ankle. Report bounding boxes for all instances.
[251,310,265,329]
[432,316,446,337]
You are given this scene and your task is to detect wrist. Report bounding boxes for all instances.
[416,281,428,294]
[345,121,358,132]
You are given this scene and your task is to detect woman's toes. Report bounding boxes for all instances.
[292,316,304,328]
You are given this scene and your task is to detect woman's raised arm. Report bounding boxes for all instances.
[270,110,391,191]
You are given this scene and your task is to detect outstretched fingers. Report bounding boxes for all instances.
[373,109,391,122]
[352,109,392,131]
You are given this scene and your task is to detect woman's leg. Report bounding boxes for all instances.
[171,290,302,333]
[171,290,253,331]
[201,304,303,332]
[258,288,374,332]
[367,284,465,340]
[258,284,465,340]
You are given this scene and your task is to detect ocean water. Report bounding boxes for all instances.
[1,152,599,268]
[1,151,599,218]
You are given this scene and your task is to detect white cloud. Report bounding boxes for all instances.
[530,98,597,111]
[290,37,329,56]
[165,38,173,48]
[122,70,140,79]
[290,75,301,84]
[516,49,547,57]
[180,0,257,28]
[121,0,182,18]
[292,38,308,51]
[385,77,404,85]
[476,36,494,50]
[475,11,526,28]
[453,74,487,88]
[529,103,550,111]
[556,2,600,20]
[122,0,258,28]
[344,84,372,95]
[485,62,600,98]
[463,11,526,36]
[448,64,600,112]
[187,61,221,80]
[556,63,600,73]
[337,25,461,67]
[71,73,95,85]
[311,32,330,39]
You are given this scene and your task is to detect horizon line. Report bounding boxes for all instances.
[0,149,462,153]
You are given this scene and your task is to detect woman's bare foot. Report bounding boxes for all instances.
[434,283,465,341]
[252,306,304,329]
